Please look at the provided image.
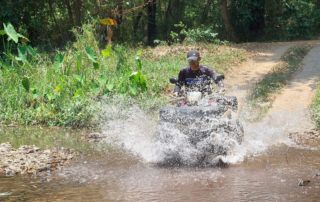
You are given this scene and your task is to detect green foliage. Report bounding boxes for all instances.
[15,43,28,63]
[311,85,320,128]
[101,45,112,56]
[0,23,248,127]
[284,1,320,40]
[76,53,82,72]
[31,88,40,99]
[4,23,19,43]
[99,75,107,86]
[27,46,36,57]
[93,62,100,70]
[54,52,66,73]
[22,77,30,92]
[169,23,228,45]
[1,0,320,48]
[85,45,97,63]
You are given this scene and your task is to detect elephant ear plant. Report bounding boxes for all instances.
[100,45,148,96]
[1,23,36,66]
[0,23,153,126]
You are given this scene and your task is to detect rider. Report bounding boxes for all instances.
[172,50,224,96]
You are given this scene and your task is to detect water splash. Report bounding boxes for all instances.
[95,95,310,167]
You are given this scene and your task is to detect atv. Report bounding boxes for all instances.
[155,75,244,167]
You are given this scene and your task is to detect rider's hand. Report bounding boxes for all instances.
[172,92,178,97]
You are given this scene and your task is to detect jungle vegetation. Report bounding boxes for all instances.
[1,0,320,127]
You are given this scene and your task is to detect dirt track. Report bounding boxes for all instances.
[225,41,320,134]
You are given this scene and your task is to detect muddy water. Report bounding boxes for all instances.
[1,126,320,201]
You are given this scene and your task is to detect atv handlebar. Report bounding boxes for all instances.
[169,74,224,84]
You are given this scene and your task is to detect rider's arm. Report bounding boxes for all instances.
[206,67,224,88]
[173,69,185,93]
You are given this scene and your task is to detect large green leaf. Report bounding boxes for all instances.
[99,75,107,86]
[17,33,29,42]
[0,30,6,35]
[77,52,82,72]
[129,72,140,82]
[3,23,18,43]
[15,43,28,63]
[140,75,147,91]
[3,23,29,43]
[92,82,100,95]
[54,52,66,73]
[129,81,138,95]
[22,77,30,92]
[85,46,97,63]
[32,88,40,99]
[46,93,53,101]
[101,45,112,56]
[106,78,114,91]
[93,62,100,70]
[27,45,36,57]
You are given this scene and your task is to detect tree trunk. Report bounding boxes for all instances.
[165,0,172,19]
[146,0,157,46]
[64,0,74,26]
[48,0,58,28]
[250,0,265,38]
[48,0,65,42]
[201,0,214,24]
[74,0,82,27]
[116,3,123,25]
[217,0,239,42]
[134,11,143,35]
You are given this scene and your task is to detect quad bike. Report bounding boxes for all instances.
[155,75,244,167]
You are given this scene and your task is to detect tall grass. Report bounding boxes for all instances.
[0,24,248,127]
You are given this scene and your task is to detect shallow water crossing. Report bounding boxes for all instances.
[1,112,320,201]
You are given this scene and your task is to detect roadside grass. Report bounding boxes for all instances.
[311,85,320,128]
[0,24,250,127]
[247,44,314,121]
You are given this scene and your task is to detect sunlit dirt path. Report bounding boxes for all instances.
[225,41,320,133]
[265,43,320,132]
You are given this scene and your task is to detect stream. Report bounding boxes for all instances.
[1,110,320,201]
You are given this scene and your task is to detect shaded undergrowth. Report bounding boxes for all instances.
[248,44,314,121]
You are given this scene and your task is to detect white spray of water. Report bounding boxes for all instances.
[98,96,307,166]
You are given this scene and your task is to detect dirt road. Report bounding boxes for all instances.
[225,41,320,135]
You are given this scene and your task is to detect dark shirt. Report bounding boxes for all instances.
[173,65,224,92]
